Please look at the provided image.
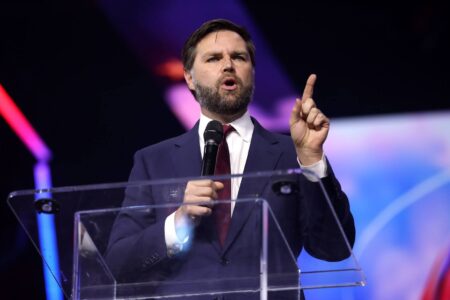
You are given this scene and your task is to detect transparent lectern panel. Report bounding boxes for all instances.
[74,199,277,299]
[7,169,365,299]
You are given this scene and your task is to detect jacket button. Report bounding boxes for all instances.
[220,258,229,265]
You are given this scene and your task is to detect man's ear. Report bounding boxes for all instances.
[184,70,195,91]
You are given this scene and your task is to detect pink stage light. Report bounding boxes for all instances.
[0,84,52,161]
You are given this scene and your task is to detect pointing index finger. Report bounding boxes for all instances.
[301,74,317,101]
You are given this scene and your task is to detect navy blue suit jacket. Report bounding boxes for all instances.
[105,118,355,298]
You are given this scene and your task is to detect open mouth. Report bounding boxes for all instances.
[221,77,238,90]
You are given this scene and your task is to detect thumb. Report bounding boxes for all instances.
[214,181,225,190]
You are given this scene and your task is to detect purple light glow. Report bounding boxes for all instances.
[34,161,53,190]
[165,84,200,129]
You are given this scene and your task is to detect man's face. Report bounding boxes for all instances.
[184,30,254,116]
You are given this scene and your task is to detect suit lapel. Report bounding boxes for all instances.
[171,122,202,178]
[222,119,283,253]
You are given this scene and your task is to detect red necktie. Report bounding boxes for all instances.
[213,124,234,246]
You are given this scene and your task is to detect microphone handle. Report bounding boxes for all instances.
[201,141,219,176]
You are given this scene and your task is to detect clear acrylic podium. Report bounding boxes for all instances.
[7,169,365,299]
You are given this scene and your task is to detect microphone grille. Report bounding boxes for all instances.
[204,120,223,144]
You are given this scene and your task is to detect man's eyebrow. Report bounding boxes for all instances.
[200,50,249,59]
[231,51,249,56]
[201,51,222,58]
[200,51,223,59]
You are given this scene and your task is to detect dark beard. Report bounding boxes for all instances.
[193,78,253,116]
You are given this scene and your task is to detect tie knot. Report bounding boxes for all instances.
[222,124,235,138]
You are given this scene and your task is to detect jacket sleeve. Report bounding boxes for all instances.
[300,158,355,262]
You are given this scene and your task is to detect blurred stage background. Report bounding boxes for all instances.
[1,1,449,299]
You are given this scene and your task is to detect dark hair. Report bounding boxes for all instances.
[182,19,256,71]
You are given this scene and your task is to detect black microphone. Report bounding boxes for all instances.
[201,120,223,176]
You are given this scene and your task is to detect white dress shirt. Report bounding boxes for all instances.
[164,111,328,251]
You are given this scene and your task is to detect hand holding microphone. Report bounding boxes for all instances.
[175,120,225,226]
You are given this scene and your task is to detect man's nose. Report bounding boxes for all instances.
[222,57,235,73]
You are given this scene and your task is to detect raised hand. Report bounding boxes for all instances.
[290,74,330,165]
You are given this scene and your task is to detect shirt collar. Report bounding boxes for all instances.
[198,110,254,143]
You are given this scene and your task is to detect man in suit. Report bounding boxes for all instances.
[105,19,355,299]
